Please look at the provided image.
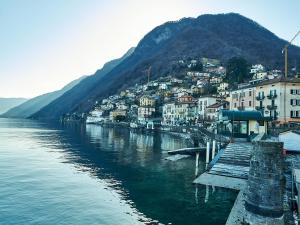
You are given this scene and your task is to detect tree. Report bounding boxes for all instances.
[190,62,203,72]
[115,115,126,122]
[225,57,250,85]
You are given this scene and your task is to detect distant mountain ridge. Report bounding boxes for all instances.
[30,47,135,119]
[2,76,86,118]
[0,98,27,115]
[32,13,300,120]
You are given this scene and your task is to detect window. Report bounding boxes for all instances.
[291,99,298,106]
[249,91,252,96]
[291,110,300,118]
[234,103,237,108]
[270,90,276,95]
[290,89,300,95]
[249,101,252,107]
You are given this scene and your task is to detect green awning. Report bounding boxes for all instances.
[219,110,270,121]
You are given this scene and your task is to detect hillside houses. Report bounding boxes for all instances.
[85,59,300,128]
[162,95,198,125]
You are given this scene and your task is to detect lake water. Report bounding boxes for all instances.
[0,118,237,225]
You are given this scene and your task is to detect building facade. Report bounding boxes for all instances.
[255,77,300,123]
[198,96,218,119]
[139,96,156,107]
[228,86,256,111]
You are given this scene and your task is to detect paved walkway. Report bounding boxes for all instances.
[193,173,246,190]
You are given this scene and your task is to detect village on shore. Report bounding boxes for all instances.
[71,57,300,138]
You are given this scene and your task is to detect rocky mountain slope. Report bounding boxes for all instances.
[32,13,300,119]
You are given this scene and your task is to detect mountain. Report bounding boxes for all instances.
[33,13,300,120]
[1,76,86,118]
[30,47,135,119]
[0,98,27,115]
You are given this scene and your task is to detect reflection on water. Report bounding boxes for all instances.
[0,119,238,225]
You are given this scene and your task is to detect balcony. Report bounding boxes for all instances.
[267,94,277,99]
[255,106,265,110]
[256,95,265,101]
[267,105,277,110]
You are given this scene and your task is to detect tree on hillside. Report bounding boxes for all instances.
[225,57,250,85]
[190,62,203,72]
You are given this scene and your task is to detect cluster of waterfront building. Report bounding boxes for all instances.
[86,59,300,135]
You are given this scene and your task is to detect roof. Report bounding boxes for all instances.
[256,76,300,86]
[207,101,228,109]
[219,110,270,121]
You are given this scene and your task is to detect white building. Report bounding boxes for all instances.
[162,102,176,125]
[255,77,300,123]
[218,82,229,92]
[86,108,105,124]
[162,96,198,125]
[198,97,218,119]
[138,107,156,122]
[205,101,229,121]
[250,64,265,74]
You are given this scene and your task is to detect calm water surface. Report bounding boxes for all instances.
[0,118,237,225]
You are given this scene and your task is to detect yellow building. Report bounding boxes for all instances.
[255,77,300,123]
[139,96,156,107]
[228,86,256,111]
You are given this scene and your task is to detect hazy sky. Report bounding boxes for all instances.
[1,0,300,98]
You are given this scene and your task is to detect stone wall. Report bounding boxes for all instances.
[245,140,285,225]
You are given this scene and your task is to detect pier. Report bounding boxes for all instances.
[194,142,252,190]
[191,133,289,224]
[167,147,206,155]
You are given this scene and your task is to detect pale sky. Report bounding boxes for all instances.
[1,0,300,98]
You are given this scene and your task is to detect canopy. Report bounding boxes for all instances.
[219,110,270,121]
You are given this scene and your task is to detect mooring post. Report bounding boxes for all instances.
[195,152,200,176]
[206,141,210,169]
[212,140,216,159]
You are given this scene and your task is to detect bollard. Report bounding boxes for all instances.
[195,152,199,176]
[212,140,216,159]
[206,141,210,166]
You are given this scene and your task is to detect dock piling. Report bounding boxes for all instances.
[195,152,200,176]
[206,141,210,169]
[212,140,216,159]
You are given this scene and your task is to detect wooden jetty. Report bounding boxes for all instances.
[193,142,253,189]
[167,147,206,155]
